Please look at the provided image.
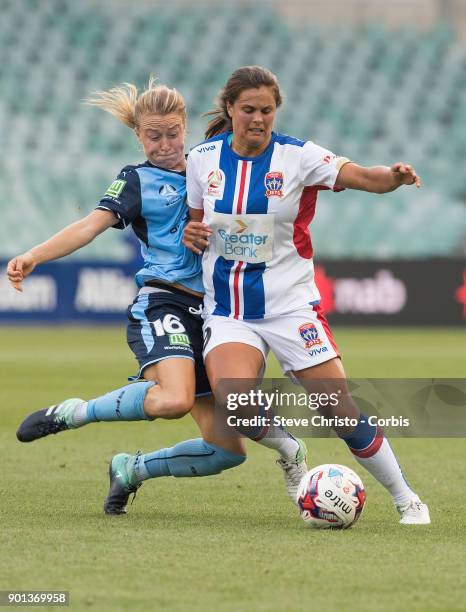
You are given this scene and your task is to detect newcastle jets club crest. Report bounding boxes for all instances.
[264,171,284,198]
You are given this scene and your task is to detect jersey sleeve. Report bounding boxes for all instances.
[96,167,142,229]
[186,151,204,210]
[299,141,351,189]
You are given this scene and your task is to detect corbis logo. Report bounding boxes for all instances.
[298,322,322,349]
[264,171,284,198]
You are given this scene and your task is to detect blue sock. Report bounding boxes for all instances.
[85,381,155,423]
[135,439,246,479]
[340,414,382,457]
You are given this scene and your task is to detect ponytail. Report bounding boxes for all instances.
[204,109,232,139]
[85,75,187,130]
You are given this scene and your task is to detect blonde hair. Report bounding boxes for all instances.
[85,75,187,129]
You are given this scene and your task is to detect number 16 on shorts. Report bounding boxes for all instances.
[152,314,191,347]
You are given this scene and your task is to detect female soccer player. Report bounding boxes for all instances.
[183,65,430,525]
[8,77,306,515]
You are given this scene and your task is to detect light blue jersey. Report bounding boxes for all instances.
[97,161,203,292]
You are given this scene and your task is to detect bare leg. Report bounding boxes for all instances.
[142,359,196,419]
[293,358,424,512]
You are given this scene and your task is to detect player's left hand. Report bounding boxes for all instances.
[183,221,212,255]
[391,162,421,188]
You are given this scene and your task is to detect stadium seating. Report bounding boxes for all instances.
[1,0,465,259]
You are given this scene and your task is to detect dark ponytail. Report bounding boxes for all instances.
[204,109,232,140]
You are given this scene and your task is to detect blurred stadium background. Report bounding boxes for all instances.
[1,4,466,610]
[0,0,465,323]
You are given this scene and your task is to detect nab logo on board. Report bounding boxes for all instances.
[314,266,407,315]
[455,271,466,317]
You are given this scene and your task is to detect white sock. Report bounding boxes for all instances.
[71,401,89,427]
[254,424,300,460]
[354,438,419,506]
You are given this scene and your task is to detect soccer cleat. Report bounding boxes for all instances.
[104,453,142,516]
[277,438,308,505]
[397,500,431,525]
[16,398,85,442]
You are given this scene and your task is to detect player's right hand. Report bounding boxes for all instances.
[183,221,212,255]
[7,252,37,292]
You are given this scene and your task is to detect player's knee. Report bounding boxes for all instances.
[208,444,247,475]
[166,394,195,419]
[143,386,194,419]
[225,451,247,471]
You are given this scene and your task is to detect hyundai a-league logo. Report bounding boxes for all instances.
[207,169,225,197]
[299,322,322,349]
[264,171,284,198]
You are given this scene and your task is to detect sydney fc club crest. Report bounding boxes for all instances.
[264,171,284,198]
[299,322,322,349]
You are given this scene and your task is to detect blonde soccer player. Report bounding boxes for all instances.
[9,77,307,515]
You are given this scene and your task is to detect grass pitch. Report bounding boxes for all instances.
[1,326,465,611]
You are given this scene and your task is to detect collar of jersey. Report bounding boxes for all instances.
[225,131,276,162]
[144,159,186,176]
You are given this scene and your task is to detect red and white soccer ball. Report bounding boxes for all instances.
[297,464,366,529]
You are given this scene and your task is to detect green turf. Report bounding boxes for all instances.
[1,327,465,611]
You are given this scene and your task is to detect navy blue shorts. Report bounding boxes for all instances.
[126,287,210,397]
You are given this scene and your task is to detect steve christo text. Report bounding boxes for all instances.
[225,390,410,429]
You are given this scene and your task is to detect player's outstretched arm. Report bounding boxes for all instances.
[7,209,116,292]
[335,161,421,194]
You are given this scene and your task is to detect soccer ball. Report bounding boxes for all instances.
[297,464,366,529]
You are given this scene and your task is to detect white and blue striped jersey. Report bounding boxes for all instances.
[98,161,203,292]
[187,132,349,319]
